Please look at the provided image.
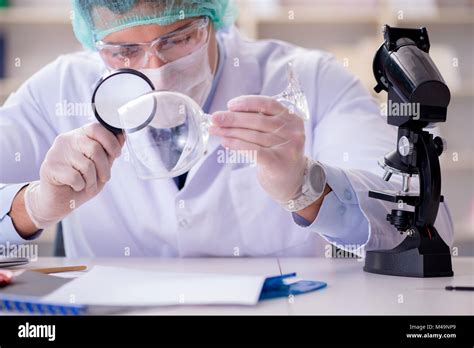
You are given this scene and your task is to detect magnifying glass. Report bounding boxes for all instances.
[91,68,155,134]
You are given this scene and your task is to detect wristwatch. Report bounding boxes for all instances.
[282,157,327,212]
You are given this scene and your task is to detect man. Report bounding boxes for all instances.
[0,0,453,257]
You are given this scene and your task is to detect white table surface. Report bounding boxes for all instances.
[14,257,474,315]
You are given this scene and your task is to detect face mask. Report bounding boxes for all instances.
[138,41,214,107]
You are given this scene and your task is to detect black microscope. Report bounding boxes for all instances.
[363,25,454,277]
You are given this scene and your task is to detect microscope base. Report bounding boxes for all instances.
[363,237,453,277]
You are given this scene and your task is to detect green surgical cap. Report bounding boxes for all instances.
[71,0,237,50]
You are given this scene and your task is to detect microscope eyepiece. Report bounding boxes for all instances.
[373,25,450,128]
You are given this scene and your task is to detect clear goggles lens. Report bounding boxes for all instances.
[96,17,209,70]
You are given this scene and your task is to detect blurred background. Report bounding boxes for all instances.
[0,0,473,256]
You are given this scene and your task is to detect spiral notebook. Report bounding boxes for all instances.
[0,270,88,315]
[0,266,266,314]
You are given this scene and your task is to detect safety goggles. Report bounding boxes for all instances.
[95,16,210,70]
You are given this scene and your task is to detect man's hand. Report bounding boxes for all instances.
[211,95,310,202]
[13,123,124,233]
[211,95,331,223]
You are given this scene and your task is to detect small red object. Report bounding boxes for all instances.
[0,270,14,287]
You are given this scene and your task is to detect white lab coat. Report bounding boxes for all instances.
[0,27,453,257]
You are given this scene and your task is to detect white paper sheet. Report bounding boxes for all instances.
[43,266,265,306]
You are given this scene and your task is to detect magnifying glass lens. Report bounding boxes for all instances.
[92,69,154,133]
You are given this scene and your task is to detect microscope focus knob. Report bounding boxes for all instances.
[433,136,446,156]
[398,136,413,157]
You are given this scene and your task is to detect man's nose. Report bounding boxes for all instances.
[144,54,166,69]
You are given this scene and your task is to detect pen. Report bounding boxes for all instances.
[445,286,474,291]
[30,265,87,274]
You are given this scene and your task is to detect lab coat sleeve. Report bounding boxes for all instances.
[0,60,59,243]
[293,54,454,253]
[0,184,42,243]
[292,164,370,248]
